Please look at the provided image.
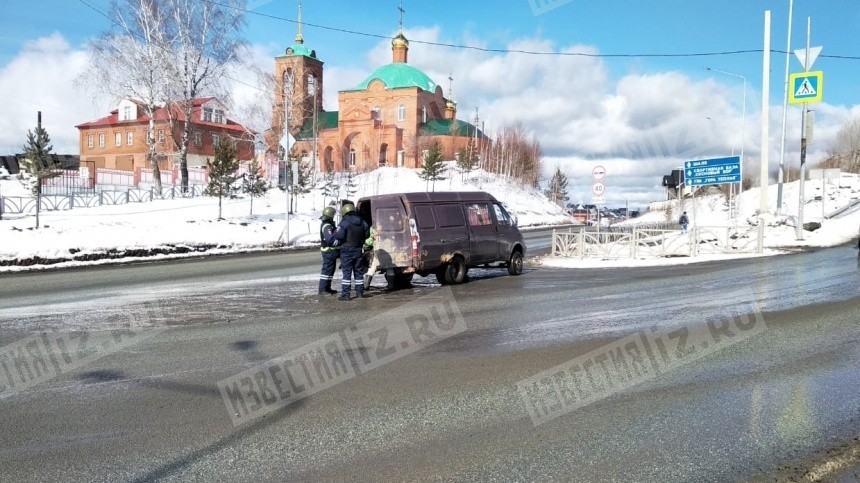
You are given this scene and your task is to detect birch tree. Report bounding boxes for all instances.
[79,0,173,196]
[164,0,247,193]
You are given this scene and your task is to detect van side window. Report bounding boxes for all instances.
[435,204,465,228]
[466,203,492,226]
[493,203,511,226]
[376,208,404,232]
[414,205,436,230]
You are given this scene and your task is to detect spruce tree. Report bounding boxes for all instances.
[241,158,268,215]
[20,124,61,228]
[204,137,240,219]
[419,141,447,191]
[545,167,569,207]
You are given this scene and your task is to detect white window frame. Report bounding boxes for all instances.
[397,104,406,122]
[126,132,134,146]
[98,133,105,148]
[122,105,132,121]
[194,131,202,147]
[213,109,224,124]
[87,134,93,149]
[203,107,213,123]
[212,133,221,147]
[158,129,164,143]
[115,132,121,147]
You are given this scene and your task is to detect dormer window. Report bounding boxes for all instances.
[214,109,224,124]
[203,107,213,123]
[120,105,133,121]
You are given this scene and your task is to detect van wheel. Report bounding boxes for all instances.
[445,257,468,284]
[435,266,450,285]
[507,251,523,275]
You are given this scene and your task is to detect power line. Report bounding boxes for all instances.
[204,0,860,61]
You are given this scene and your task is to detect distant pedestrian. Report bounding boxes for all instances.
[318,206,339,295]
[333,202,370,300]
[679,211,689,234]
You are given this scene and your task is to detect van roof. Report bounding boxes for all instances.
[358,191,497,203]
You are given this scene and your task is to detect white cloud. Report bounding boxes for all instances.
[0,33,107,153]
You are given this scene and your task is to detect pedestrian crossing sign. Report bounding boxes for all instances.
[789,71,823,104]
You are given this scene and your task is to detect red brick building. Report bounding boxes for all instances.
[268,24,486,172]
[76,97,254,171]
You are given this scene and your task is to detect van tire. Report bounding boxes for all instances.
[445,257,468,284]
[435,267,450,285]
[507,250,523,275]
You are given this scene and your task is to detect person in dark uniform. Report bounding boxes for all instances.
[333,202,370,300]
[318,206,340,295]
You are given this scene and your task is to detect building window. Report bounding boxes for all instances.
[371,107,381,120]
[214,109,224,124]
[194,131,202,146]
[115,132,121,146]
[87,134,93,149]
[212,133,220,147]
[127,132,134,146]
[349,148,356,168]
[203,107,213,122]
[397,105,406,122]
[157,130,164,143]
[122,105,132,121]
[98,133,105,148]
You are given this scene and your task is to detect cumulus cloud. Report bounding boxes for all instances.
[0,33,106,153]
[2,30,856,208]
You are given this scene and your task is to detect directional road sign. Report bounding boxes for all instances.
[684,156,742,186]
[789,71,823,104]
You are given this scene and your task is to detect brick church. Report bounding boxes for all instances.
[266,8,486,173]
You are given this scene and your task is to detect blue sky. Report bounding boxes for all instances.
[1,0,859,206]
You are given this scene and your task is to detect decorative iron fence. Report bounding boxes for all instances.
[0,184,207,216]
[552,225,764,259]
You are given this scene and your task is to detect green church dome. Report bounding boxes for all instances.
[351,63,437,92]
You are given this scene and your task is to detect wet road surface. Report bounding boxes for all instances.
[0,241,858,481]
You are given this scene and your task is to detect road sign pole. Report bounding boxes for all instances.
[759,10,771,215]
[796,17,811,241]
[776,0,794,213]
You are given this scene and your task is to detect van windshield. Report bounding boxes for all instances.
[376,208,404,232]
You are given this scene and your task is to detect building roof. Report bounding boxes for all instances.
[279,41,317,59]
[295,111,339,140]
[349,63,437,92]
[75,98,253,135]
[420,118,485,138]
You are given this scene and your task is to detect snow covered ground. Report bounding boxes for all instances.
[1,165,858,272]
[544,172,860,269]
[0,163,573,271]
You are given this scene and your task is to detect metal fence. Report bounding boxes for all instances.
[552,224,764,259]
[0,185,207,216]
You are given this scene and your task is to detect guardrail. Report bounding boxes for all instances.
[552,224,764,259]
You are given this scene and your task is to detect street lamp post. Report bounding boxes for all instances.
[705,67,747,221]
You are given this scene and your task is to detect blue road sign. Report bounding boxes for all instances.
[684,156,742,186]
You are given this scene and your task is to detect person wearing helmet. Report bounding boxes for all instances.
[318,206,340,295]
[332,201,370,300]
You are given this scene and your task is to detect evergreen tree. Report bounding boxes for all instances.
[545,167,569,207]
[241,158,268,215]
[20,123,61,228]
[456,142,478,182]
[204,137,240,219]
[344,170,359,200]
[419,141,447,191]
[318,170,340,207]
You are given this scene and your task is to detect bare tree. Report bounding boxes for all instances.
[485,122,542,188]
[164,0,247,193]
[79,0,173,196]
[833,117,860,173]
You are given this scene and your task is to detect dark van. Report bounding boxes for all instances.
[357,191,525,287]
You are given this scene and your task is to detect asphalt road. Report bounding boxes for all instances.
[0,237,858,482]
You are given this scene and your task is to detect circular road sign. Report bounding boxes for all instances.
[592,166,606,180]
[591,181,606,196]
